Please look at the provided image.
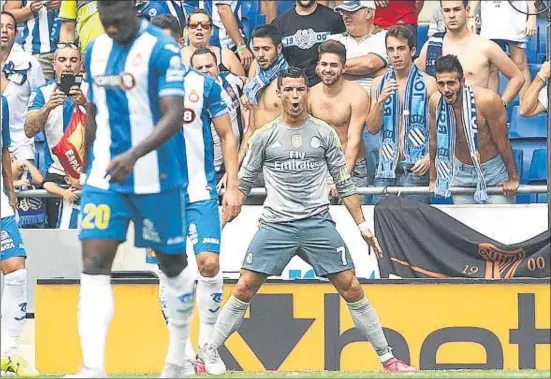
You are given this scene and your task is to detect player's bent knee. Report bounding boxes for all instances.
[1,256,26,275]
[233,270,265,302]
[197,252,220,277]
[156,251,188,278]
[342,278,364,303]
[81,240,119,275]
[331,270,364,303]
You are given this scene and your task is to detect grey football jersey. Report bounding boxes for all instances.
[239,115,357,223]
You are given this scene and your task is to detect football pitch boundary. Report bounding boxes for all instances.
[32,370,551,378]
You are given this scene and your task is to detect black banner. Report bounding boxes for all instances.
[374,196,551,279]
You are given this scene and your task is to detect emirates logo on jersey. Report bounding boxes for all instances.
[93,73,136,91]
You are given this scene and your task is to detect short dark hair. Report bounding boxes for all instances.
[385,25,415,50]
[151,15,182,39]
[1,11,17,26]
[187,8,213,25]
[190,47,218,68]
[251,24,282,47]
[98,0,136,8]
[439,0,469,8]
[277,67,308,89]
[435,54,464,80]
[318,40,346,64]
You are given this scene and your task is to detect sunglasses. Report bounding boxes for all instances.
[57,42,79,50]
[189,21,211,30]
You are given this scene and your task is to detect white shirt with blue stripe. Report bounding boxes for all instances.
[17,1,60,55]
[184,0,245,49]
[84,20,186,194]
[211,71,243,173]
[28,80,89,175]
[182,67,228,203]
[57,198,81,229]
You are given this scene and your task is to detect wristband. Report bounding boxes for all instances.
[358,221,371,234]
[537,72,547,83]
[235,44,247,53]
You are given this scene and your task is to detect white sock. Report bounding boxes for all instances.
[185,337,196,360]
[1,269,27,357]
[196,273,223,348]
[211,295,249,348]
[157,269,169,323]
[163,265,195,366]
[346,296,394,363]
[77,274,113,372]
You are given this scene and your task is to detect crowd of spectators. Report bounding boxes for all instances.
[0,0,548,230]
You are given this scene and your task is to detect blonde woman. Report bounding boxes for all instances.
[182,9,245,76]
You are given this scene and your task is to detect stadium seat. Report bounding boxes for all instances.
[512,148,534,204]
[528,63,542,80]
[417,24,429,52]
[498,73,519,120]
[528,149,548,203]
[277,1,295,16]
[526,34,538,63]
[529,149,548,182]
[241,1,263,41]
[509,106,548,139]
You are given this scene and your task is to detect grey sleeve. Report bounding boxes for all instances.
[324,129,357,198]
[238,131,266,196]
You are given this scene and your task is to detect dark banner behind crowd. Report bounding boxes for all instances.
[374,196,551,279]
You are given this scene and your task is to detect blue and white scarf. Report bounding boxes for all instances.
[426,32,445,78]
[435,85,488,203]
[243,53,288,105]
[375,65,429,179]
[2,60,30,86]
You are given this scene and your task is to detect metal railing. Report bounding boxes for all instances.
[14,185,548,198]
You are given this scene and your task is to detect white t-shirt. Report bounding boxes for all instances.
[327,29,389,93]
[212,0,245,50]
[538,86,548,111]
[480,0,528,44]
[2,44,45,157]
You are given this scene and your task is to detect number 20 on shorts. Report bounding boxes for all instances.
[81,204,111,230]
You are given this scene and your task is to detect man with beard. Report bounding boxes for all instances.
[416,0,523,107]
[201,67,415,375]
[238,25,288,166]
[429,55,519,205]
[271,0,345,86]
[309,40,370,199]
[367,25,437,203]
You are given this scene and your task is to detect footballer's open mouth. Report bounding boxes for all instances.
[291,101,300,110]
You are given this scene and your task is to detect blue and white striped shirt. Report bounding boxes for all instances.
[84,20,186,194]
[17,1,60,55]
[181,68,228,203]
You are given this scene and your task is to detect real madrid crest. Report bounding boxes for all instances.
[291,134,302,148]
[188,90,200,103]
[310,137,321,149]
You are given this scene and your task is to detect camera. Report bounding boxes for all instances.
[58,74,83,95]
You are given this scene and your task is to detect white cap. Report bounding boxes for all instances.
[335,0,376,13]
